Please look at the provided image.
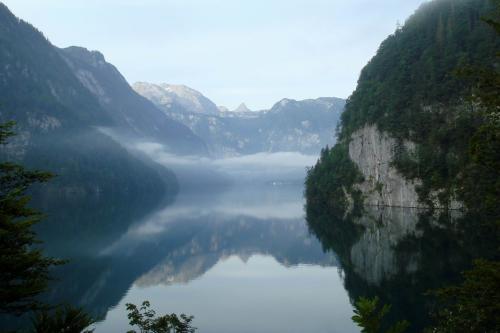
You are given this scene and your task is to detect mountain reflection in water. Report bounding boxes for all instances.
[37,184,358,333]
[3,182,494,333]
[305,198,497,333]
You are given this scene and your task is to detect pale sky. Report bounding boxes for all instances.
[3,0,428,110]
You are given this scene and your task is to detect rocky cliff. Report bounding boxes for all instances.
[348,125,423,208]
[348,125,464,209]
[306,0,499,211]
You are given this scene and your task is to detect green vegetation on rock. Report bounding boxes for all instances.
[305,144,364,213]
[306,0,500,211]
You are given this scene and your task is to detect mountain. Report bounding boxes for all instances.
[256,97,345,153]
[305,0,500,211]
[0,3,178,201]
[59,48,207,155]
[134,82,345,156]
[233,102,252,113]
[133,82,220,115]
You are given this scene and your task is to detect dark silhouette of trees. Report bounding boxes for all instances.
[0,121,62,315]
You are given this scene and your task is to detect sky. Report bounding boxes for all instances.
[3,0,428,110]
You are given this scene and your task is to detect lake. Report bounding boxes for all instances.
[2,161,495,333]
[39,184,359,333]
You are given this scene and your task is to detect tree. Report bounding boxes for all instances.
[31,305,95,333]
[0,121,62,315]
[426,260,500,333]
[351,297,409,333]
[460,0,500,218]
[126,301,196,333]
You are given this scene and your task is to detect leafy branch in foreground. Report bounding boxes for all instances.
[126,301,196,333]
[351,296,409,333]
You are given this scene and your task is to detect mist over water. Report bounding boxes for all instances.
[133,141,317,184]
[99,127,319,187]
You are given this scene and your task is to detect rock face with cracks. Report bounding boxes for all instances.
[348,125,463,209]
[348,125,424,208]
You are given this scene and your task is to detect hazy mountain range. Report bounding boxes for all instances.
[134,82,345,156]
[0,2,344,198]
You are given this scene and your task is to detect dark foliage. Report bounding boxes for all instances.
[305,144,364,212]
[352,297,409,333]
[305,187,498,332]
[126,301,196,333]
[31,305,95,333]
[0,122,63,315]
[426,260,500,333]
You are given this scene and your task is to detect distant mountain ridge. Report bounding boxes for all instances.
[134,82,220,115]
[134,82,345,156]
[0,3,209,201]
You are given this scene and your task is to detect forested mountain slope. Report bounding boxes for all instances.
[60,49,207,155]
[306,0,500,212]
[0,3,177,199]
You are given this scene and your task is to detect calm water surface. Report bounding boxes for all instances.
[40,184,360,333]
[6,174,493,333]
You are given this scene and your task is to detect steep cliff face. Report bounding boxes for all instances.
[306,0,498,211]
[348,125,423,208]
[348,125,464,209]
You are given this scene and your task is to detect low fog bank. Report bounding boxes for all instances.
[135,141,318,187]
[99,127,319,189]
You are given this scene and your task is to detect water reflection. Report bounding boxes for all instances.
[97,255,356,333]
[5,180,492,332]
[305,198,497,332]
[32,184,358,333]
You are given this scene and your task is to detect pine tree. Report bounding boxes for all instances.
[0,121,62,315]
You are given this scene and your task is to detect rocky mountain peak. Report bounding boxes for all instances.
[133,82,220,115]
[233,103,251,113]
[61,46,106,68]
